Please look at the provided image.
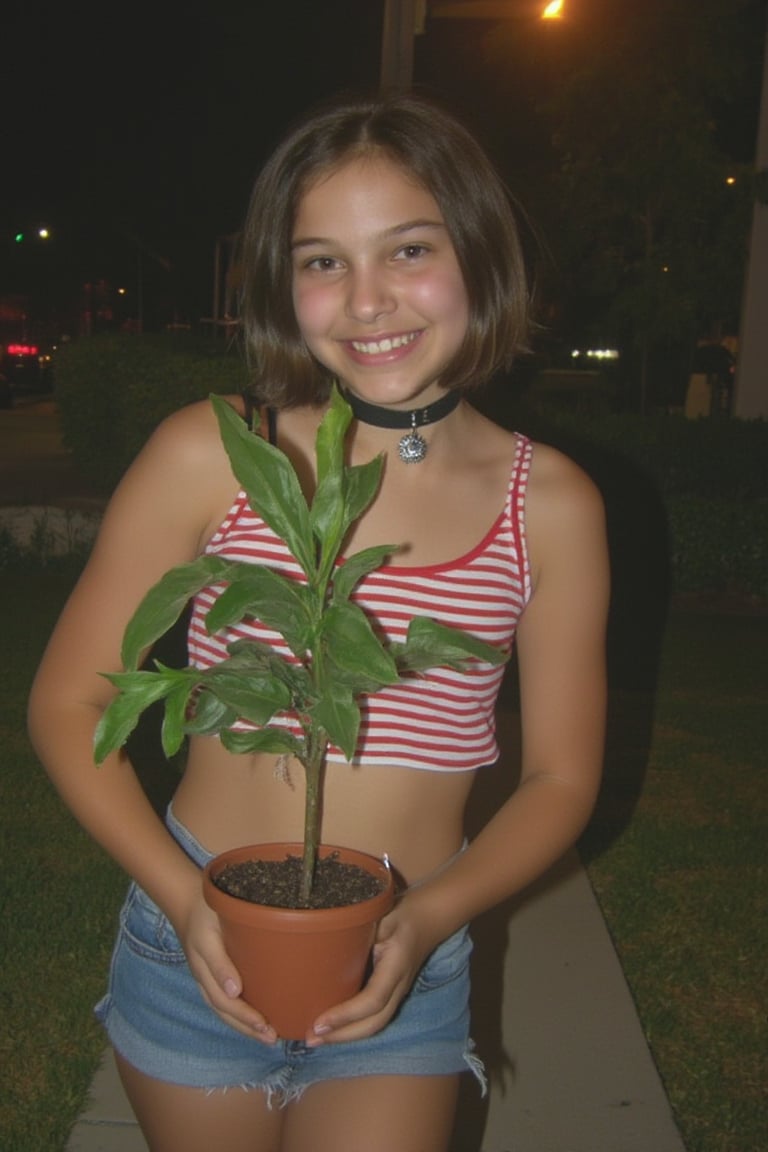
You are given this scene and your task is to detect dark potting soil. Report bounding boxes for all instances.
[213,852,385,910]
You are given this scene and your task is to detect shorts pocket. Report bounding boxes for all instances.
[120,882,187,965]
[414,926,473,993]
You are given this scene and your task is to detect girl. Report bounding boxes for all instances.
[28,93,609,1152]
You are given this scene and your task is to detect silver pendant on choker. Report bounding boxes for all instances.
[341,386,461,464]
[398,415,428,463]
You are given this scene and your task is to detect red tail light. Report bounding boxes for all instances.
[6,344,39,357]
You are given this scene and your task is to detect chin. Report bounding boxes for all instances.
[339,374,449,409]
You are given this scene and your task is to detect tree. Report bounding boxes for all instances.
[534,0,761,410]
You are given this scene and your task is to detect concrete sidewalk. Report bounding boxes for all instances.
[66,848,686,1152]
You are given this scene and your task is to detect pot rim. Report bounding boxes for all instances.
[202,841,396,928]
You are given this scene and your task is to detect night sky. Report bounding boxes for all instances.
[3,0,765,327]
[3,2,385,318]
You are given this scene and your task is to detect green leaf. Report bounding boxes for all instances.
[313,456,386,581]
[220,727,305,758]
[315,384,352,484]
[395,616,510,672]
[204,564,311,658]
[223,640,314,703]
[311,388,387,584]
[94,667,196,762]
[199,666,292,725]
[211,394,315,577]
[184,690,238,735]
[332,544,399,603]
[310,687,360,761]
[343,455,386,525]
[310,467,346,574]
[311,388,353,579]
[323,652,395,695]
[121,555,238,670]
[321,602,400,688]
[160,681,196,758]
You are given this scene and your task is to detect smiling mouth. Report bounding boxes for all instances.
[349,331,420,355]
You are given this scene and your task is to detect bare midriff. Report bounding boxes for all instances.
[171,736,477,887]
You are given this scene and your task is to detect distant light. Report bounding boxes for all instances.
[8,343,39,356]
[571,347,620,361]
[38,227,50,239]
[725,176,736,186]
[542,1,564,18]
[14,232,24,243]
[118,287,127,296]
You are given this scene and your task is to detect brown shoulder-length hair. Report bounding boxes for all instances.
[239,91,531,407]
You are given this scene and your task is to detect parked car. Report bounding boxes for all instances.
[0,368,12,409]
[0,342,54,396]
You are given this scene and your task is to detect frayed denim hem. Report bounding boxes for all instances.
[205,1075,308,1109]
[201,1040,487,1107]
[463,1039,488,1097]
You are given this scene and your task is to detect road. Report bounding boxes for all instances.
[0,396,104,508]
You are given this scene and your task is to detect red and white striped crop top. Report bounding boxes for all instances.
[188,434,533,772]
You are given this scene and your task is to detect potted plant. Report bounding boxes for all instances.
[94,384,507,1037]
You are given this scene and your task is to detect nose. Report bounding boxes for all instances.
[345,265,396,323]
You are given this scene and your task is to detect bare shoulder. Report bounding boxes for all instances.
[526,440,604,526]
[524,441,607,590]
[138,394,243,468]
[92,395,246,563]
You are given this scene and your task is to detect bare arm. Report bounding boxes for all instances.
[416,444,610,924]
[314,444,610,1042]
[28,397,279,1037]
[28,401,229,912]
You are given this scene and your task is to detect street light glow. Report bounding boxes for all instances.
[542,0,564,18]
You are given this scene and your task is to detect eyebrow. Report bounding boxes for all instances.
[291,218,447,251]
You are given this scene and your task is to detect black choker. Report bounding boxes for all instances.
[342,388,461,463]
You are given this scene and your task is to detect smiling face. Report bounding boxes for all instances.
[291,154,470,410]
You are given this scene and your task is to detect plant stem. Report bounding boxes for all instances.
[299,723,327,906]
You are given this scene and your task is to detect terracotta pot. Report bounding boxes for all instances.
[202,842,396,1040]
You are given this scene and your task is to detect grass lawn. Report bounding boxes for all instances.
[0,557,765,1150]
[0,560,127,1151]
[583,609,768,1152]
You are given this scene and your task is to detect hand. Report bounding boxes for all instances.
[178,888,279,1044]
[303,897,437,1047]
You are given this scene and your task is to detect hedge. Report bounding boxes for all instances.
[55,340,768,599]
[475,383,768,600]
[666,496,768,599]
[54,331,249,493]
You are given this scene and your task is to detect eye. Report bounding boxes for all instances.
[394,243,429,261]
[303,255,343,272]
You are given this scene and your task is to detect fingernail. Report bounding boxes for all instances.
[313,1023,331,1036]
[223,978,239,997]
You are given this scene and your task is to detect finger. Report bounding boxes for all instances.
[198,979,279,1042]
[305,969,409,1047]
[188,949,278,1042]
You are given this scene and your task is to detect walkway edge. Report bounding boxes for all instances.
[67,850,686,1152]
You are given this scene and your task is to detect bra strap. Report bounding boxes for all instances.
[240,392,278,445]
[265,405,278,446]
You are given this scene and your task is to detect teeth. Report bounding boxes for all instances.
[351,332,418,354]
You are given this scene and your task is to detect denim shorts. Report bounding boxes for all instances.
[95,806,486,1102]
